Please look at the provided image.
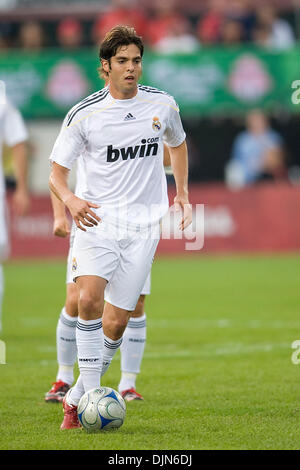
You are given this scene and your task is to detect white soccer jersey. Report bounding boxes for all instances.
[50,85,186,226]
[0,100,28,196]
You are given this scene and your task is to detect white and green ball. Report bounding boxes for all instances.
[78,387,126,432]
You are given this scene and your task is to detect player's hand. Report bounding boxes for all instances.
[53,216,70,238]
[12,188,30,216]
[174,193,192,231]
[64,194,101,232]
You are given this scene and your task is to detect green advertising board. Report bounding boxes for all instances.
[0,46,299,119]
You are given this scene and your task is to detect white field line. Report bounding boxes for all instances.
[9,340,288,366]
[32,341,290,363]
[150,319,300,330]
[143,342,290,359]
[21,317,300,330]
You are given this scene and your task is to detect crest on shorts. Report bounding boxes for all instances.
[72,257,77,272]
[152,116,161,132]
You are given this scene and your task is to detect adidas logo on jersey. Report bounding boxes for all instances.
[124,113,136,121]
[107,138,159,162]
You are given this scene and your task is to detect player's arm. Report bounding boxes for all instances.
[163,143,171,167]
[4,101,30,216]
[163,143,173,175]
[168,140,192,230]
[49,162,100,232]
[11,141,30,216]
[50,190,70,238]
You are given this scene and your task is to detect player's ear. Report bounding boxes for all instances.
[102,59,110,74]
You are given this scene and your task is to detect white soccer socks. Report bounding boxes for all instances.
[68,325,122,405]
[101,335,123,377]
[76,318,103,393]
[56,307,77,385]
[63,314,147,403]
[118,314,146,392]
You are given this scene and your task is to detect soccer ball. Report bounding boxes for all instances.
[77,387,126,432]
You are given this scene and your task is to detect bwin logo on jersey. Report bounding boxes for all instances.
[107,138,159,162]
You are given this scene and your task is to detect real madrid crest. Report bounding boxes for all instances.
[152,116,161,132]
[72,257,77,272]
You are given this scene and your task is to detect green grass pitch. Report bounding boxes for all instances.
[0,254,300,450]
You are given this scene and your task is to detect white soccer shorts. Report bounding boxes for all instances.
[71,220,158,310]
[66,223,151,296]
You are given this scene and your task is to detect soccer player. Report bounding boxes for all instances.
[49,25,191,430]
[0,99,29,333]
[45,145,171,404]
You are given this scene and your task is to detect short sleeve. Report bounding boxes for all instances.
[163,99,186,148]
[49,113,85,169]
[4,101,28,147]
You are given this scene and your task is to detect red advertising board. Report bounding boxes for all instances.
[161,182,300,254]
[6,182,300,259]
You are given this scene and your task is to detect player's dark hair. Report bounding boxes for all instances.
[98,25,144,80]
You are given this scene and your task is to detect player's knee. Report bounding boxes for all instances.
[65,284,79,317]
[113,316,129,331]
[104,316,128,338]
[78,292,103,316]
[65,292,78,317]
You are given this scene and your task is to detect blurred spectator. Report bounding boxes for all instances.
[196,0,227,44]
[146,0,187,48]
[154,17,200,54]
[252,23,272,49]
[226,0,255,41]
[254,5,295,50]
[0,23,13,51]
[18,21,45,52]
[225,110,286,188]
[197,0,254,45]
[221,19,245,46]
[92,0,147,46]
[56,18,83,51]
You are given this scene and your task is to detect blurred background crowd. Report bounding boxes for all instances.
[0,0,298,53]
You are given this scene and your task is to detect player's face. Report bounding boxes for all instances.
[104,43,142,99]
